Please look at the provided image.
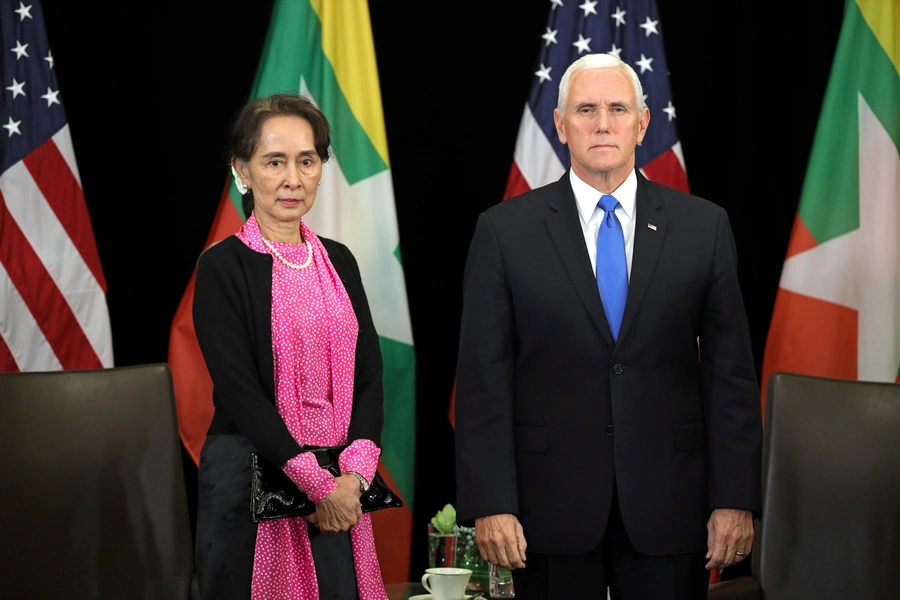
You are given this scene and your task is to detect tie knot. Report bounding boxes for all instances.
[598,194,619,213]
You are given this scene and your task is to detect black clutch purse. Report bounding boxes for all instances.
[250,446,403,523]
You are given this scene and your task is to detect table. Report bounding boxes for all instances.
[386,582,499,599]
[385,582,427,599]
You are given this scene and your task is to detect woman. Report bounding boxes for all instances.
[193,93,388,600]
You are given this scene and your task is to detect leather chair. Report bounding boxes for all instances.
[708,372,900,599]
[0,363,196,599]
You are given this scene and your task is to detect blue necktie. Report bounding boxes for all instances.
[596,194,628,341]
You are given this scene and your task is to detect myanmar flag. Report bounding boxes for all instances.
[761,0,900,412]
[167,0,416,582]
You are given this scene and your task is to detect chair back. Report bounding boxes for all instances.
[756,372,900,599]
[0,363,194,599]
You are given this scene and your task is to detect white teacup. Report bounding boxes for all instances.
[421,567,472,600]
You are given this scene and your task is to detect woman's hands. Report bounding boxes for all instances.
[311,474,363,533]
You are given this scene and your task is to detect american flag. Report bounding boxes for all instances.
[0,0,113,371]
[503,0,689,201]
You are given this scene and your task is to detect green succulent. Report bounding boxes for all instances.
[430,503,457,534]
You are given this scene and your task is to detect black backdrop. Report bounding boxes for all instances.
[39,0,845,581]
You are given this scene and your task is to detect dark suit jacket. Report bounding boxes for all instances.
[454,170,762,557]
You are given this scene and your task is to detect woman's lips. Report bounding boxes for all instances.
[279,199,301,206]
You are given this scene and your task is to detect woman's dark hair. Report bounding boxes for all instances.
[229,93,332,219]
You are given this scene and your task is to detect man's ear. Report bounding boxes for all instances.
[553,108,568,144]
[637,107,650,143]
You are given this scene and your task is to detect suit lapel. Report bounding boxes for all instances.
[618,173,667,344]
[543,175,615,347]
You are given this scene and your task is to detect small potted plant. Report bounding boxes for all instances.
[428,504,490,592]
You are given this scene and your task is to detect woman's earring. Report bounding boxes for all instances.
[231,165,248,195]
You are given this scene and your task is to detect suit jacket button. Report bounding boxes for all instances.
[606,425,614,436]
[612,364,623,375]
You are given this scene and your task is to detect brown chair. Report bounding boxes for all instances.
[0,363,196,599]
[708,372,900,600]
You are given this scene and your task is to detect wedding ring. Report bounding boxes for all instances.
[735,551,745,556]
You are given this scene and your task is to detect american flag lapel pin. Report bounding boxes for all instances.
[647,221,658,231]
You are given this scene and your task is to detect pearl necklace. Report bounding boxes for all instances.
[261,236,313,270]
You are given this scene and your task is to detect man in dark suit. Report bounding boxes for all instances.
[454,53,762,599]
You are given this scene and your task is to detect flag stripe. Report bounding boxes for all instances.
[310,0,390,167]
[798,0,900,244]
[640,146,690,193]
[0,162,112,367]
[761,289,858,412]
[784,214,819,259]
[511,103,566,190]
[857,0,900,72]
[23,135,107,292]
[170,187,245,466]
[0,329,20,372]
[0,258,62,371]
[377,337,416,500]
[0,191,100,370]
[370,461,412,585]
[252,0,386,186]
[50,124,83,188]
[502,160,532,201]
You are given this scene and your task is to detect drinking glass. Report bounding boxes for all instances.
[489,562,515,598]
[427,523,457,568]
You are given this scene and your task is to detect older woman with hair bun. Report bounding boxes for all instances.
[192,92,388,600]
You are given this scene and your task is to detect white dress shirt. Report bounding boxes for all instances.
[569,168,637,282]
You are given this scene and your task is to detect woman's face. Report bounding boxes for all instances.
[235,115,323,230]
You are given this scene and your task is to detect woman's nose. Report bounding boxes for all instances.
[284,166,300,187]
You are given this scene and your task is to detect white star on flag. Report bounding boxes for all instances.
[41,87,60,107]
[14,2,32,20]
[542,27,559,46]
[635,53,654,73]
[607,43,622,59]
[611,6,626,27]
[663,101,676,121]
[11,40,29,59]
[573,34,592,54]
[3,116,22,136]
[6,78,25,98]
[639,16,660,37]
[579,0,598,16]
[535,63,553,83]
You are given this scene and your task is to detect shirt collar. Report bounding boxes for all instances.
[570,168,638,224]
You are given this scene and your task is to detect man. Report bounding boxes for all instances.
[454,53,762,599]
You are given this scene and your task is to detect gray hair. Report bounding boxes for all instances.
[557,53,646,115]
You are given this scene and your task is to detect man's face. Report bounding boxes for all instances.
[554,67,650,185]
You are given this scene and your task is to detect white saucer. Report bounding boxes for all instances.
[408,595,475,600]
